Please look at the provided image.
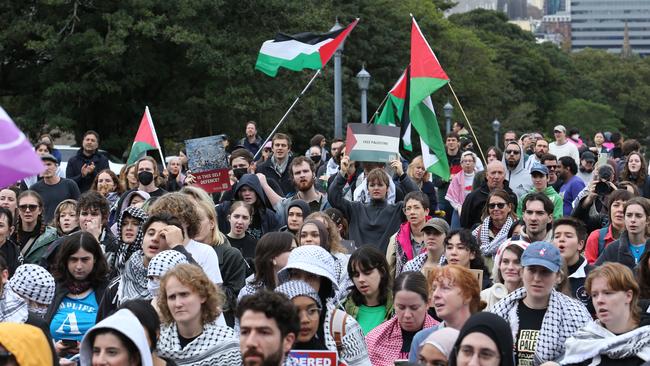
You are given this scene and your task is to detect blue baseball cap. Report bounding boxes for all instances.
[521,241,561,272]
[530,163,548,176]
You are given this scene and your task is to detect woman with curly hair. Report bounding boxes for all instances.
[91,169,124,207]
[156,264,241,365]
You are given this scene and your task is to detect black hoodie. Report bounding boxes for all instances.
[216,174,280,238]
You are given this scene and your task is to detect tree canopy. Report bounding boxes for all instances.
[1,1,648,158]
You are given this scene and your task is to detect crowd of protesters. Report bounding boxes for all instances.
[1,121,650,366]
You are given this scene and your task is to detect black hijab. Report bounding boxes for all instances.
[450,312,514,366]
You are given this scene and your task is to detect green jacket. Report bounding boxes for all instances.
[24,226,59,264]
[517,186,564,220]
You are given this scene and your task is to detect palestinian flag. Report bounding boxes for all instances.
[409,17,450,180]
[376,68,413,151]
[127,106,162,164]
[255,19,359,77]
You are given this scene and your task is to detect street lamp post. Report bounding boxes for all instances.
[356,65,371,124]
[443,101,453,135]
[492,119,501,148]
[331,19,344,138]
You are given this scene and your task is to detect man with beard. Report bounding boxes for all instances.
[502,141,532,200]
[238,290,300,366]
[558,156,586,216]
[259,156,327,225]
[238,121,263,156]
[524,138,549,171]
[577,151,596,184]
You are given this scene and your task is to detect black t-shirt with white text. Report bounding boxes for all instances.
[515,300,546,366]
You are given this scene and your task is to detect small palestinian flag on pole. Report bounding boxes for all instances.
[255,19,359,77]
[410,17,450,180]
[127,106,164,165]
[376,67,413,151]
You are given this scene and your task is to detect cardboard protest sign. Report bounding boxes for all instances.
[185,135,230,193]
[289,350,338,366]
[345,123,400,163]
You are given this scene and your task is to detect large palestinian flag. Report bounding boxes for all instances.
[255,19,359,77]
[376,68,413,151]
[409,17,450,180]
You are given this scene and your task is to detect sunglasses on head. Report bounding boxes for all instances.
[18,204,39,212]
[488,202,506,209]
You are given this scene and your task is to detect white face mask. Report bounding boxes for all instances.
[147,278,160,298]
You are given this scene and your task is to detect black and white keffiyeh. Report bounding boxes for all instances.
[157,321,241,365]
[147,250,189,278]
[0,286,28,323]
[322,302,372,366]
[8,264,55,305]
[560,322,650,365]
[489,287,591,364]
[473,216,515,257]
[275,280,322,308]
[116,251,150,304]
[113,206,148,273]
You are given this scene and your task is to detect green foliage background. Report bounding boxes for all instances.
[2,0,649,158]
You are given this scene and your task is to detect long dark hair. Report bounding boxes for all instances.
[53,231,108,287]
[347,246,391,306]
[87,329,140,364]
[253,232,294,290]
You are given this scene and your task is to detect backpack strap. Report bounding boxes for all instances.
[597,226,609,257]
[329,308,348,354]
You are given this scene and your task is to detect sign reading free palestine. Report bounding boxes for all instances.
[345,123,401,163]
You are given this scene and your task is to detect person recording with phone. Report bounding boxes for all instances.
[571,164,618,234]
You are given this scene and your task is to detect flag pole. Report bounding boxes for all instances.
[254,69,322,160]
[368,92,390,124]
[447,83,486,163]
[145,106,167,169]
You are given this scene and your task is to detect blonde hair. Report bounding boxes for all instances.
[52,199,77,233]
[179,186,225,245]
[158,264,224,325]
[407,155,431,182]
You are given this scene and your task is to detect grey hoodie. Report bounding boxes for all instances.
[502,142,532,200]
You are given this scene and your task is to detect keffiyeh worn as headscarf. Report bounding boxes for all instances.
[8,264,55,305]
[0,285,28,323]
[116,251,150,304]
[114,207,148,273]
[147,250,189,278]
[473,215,515,257]
[275,280,322,308]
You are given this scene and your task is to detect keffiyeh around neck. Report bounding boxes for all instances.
[474,216,514,257]
[561,322,650,365]
[157,321,241,365]
[114,207,148,273]
[0,286,28,323]
[117,251,150,304]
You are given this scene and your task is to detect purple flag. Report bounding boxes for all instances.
[0,107,44,188]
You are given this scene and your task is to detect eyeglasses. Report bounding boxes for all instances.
[297,306,321,319]
[18,204,38,212]
[505,150,520,155]
[488,202,506,209]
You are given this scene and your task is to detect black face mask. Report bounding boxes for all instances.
[138,171,154,186]
[310,155,321,164]
[232,168,247,180]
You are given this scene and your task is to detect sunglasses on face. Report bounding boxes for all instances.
[505,150,520,155]
[488,202,506,209]
[18,204,39,212]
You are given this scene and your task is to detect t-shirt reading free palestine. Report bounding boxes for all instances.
[515,300,546,366]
